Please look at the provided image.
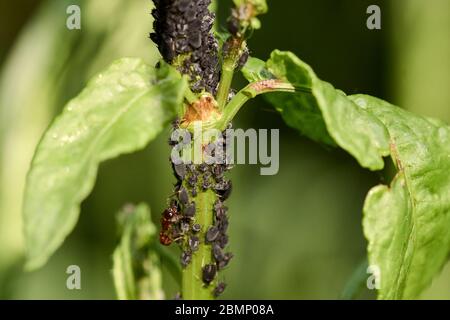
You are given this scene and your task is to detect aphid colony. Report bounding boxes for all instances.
[150,0,220,94]
[159,120,233,297]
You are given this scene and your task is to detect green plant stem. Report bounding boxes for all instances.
[216,37,246,110]
[182,189,217,300]
[215,80,299,130]
[183,80,308,132]
[184,87,198,105]
[216,62,235,110]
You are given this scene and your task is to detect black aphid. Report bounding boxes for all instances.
[218,217,229,233]
[198,163,209,173]
[189,236,200,252]
[226,4,245,37]
[181,250,192,268]
[213,282,227,298]
[202,264,217,285]
[184,202,196,217]
[173,163,186,180]
[187,164,196,174]
[202,179,211,191]
[213,243,225,262]
[192,223,201,233]
[188,174,198,187]
[217,252,233,270]
[227,15,240,36]
[217,234,229,249]
[205,225,220,243]
[216,180,232,201]
[179,186,189,205]
[237,47,250,70]
[171,225,183,239]
[214,201,227,220]
[180,220,190,233]
[212,165,225,180]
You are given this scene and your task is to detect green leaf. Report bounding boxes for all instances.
[241,57,273,82]
[0,0,162,274]
[242,51,391,170]
[351,95,450,299]
[242,50,450,299]
[23,58,187,270]
[113,203,164,300]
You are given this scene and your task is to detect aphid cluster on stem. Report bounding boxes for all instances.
[150,0,267,301]
[160,120,234,298]
[150,0,220,94]
[205,199,233,268]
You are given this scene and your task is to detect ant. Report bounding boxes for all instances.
[159,202,182,246]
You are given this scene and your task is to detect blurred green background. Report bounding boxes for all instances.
[0,0,449,299]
